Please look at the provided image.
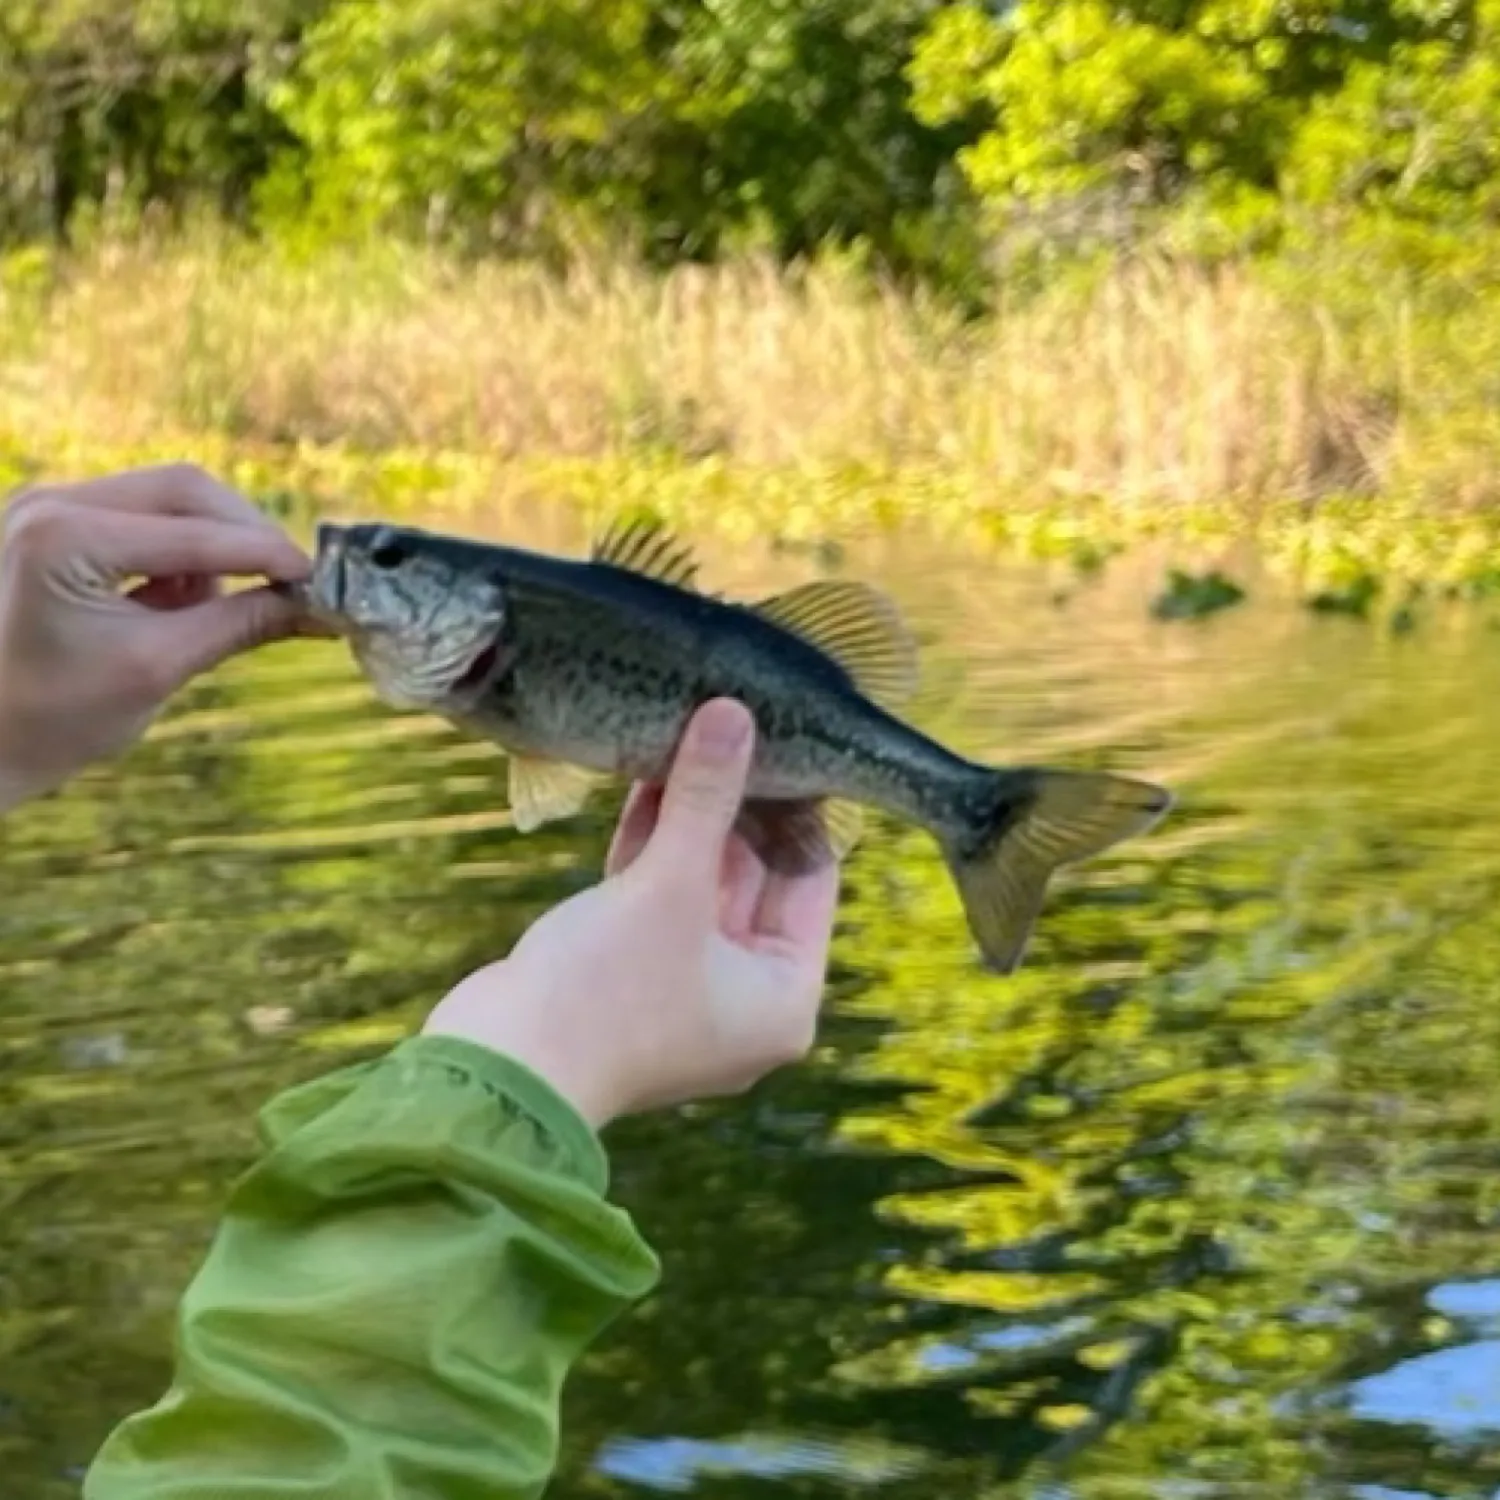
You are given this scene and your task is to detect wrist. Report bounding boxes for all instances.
[420,967,624,1131]
[395,1033,616,1195]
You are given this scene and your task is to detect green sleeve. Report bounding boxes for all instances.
[82,1033,662,1500]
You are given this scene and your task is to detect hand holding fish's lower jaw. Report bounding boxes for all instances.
[0,464,322,810]
[419,698,840,1130]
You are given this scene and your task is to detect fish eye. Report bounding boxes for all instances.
[368,534,408,570]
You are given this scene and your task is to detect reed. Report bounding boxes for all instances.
[3,225,1462,507]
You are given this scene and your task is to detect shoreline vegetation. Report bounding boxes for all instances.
[6,5,1500,624]
[4,230,1500,626]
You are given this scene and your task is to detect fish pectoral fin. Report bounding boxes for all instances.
[591,511,701,590]
[507,754,601,832]
[751,579,920,712]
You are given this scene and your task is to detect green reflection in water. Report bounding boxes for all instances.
[1,515,1498,1499]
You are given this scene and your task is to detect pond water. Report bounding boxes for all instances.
[2,498,1499,1499]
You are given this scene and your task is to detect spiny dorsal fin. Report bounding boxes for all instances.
[753,579,920,711]
[508,753,603,833]
[591,513,700,590]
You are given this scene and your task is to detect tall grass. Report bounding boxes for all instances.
[1,225,1495,506]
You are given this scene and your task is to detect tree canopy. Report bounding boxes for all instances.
[1,1,1498,277]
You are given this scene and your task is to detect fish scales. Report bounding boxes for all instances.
[492,555,970,820]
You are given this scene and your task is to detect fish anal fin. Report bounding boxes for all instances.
[752,579,919,711]
[508,754,601,833]
[822,798,864,859]
[591,512,700,590]
[732,796,865,875]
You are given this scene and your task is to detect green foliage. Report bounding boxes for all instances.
[5,0,1500,286]
[255,0,668,251]
[646,0,978,276]
[1306,570,1381,617]
[0,0,307,239]
[1150,566,1247,621]
[910,0,1495,258]
[1282,3,1500,225]
[0,0,975,279]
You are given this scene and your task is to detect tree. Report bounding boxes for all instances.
[0,0,311,240]
[908,0,1483,256]
[255,0,670,251]
[639,0,979,277]
[258,0,978,279]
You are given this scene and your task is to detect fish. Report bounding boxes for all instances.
[289,514,1173,973]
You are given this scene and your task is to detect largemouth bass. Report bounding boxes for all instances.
[292,515,1172,973]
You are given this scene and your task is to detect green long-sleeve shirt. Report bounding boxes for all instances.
[82,1033,663,1498]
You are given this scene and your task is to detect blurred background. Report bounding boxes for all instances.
[2,4,1500,1498]
[0,0,1499,507]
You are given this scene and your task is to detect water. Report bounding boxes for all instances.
[3,503,1499,1499]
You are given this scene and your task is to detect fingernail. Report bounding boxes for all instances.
[691,699,752,762]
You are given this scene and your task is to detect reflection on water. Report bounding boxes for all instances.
[2,508,1499,1499]
[1348,1281,1500,1443]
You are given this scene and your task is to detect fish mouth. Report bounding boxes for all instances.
[309,522,348,615]
[274,521,350,628]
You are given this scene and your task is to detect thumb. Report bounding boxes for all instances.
[642,698,755,886]
[154,585,309,686]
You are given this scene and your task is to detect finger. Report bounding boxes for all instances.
[9,464,278,531]
[286,613,341,640]
[87,512,311,584]
[752,859,841,962]
[718,833,768,940]
[639,698,755,891]
[605,782,664,876]
[146,584,310,688]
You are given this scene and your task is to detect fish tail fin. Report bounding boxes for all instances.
[940,767,1172,974]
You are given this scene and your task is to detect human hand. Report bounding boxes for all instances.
[0,464,318,811]
[423,698,842,1129]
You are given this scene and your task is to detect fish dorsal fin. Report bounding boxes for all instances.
[591,513,700,590]
[752,579,920,711]
[508,753,602,833]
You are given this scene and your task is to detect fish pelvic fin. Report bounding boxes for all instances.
[941,768,1172,974]
[508,753,604,832]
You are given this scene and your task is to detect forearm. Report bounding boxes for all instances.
[83,1035,661,1500]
